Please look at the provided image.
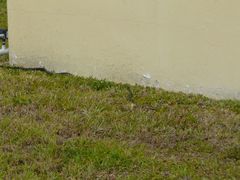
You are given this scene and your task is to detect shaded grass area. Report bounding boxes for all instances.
[0,0,240,179]
[0,0,7,29]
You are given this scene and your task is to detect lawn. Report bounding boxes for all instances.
[0,0,240,179]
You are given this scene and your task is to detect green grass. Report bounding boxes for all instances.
[0,0,240,179]
[0,0,7,29]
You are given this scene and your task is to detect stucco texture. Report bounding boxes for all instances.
[7,0,240,99]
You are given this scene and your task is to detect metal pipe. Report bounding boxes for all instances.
[0,45,9,56]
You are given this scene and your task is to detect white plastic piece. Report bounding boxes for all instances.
[0,45,9,56]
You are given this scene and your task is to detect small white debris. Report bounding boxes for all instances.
[143,73,151,79]
[38,61,44,68]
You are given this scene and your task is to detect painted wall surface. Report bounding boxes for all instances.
[7,0,240,99]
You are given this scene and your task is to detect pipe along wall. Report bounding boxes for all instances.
[0,29,9,56]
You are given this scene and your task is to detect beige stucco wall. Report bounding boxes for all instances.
[7,0,240,99]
